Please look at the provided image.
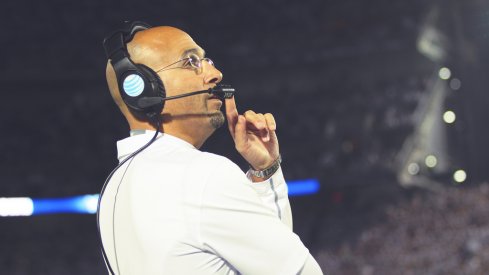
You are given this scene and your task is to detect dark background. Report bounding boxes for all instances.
[2,0,489,274]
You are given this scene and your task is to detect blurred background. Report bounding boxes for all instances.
[1,0,489,274]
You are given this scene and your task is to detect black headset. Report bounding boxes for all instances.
[103,21,166,120]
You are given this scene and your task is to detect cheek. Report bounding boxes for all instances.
[160,73,193,95]
[166,94,205,111]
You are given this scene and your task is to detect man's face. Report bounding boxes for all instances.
[148,28,225,130]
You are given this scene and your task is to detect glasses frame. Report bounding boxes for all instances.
[155,55,214,74]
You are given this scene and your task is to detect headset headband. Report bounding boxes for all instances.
[103,21,151,61]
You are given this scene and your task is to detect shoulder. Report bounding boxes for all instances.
[196,152,240,169]
[184,152,246,186]
[194,153,255,200]
[200,152,246,178]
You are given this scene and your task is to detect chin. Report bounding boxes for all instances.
[209,111,225,129]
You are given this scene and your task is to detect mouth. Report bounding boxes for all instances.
[208,94,222,101]
[207,95,223,110]
[207,85,223,100]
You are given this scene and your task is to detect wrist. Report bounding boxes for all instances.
[249,155,282,179]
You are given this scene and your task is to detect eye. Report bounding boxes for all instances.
[182,58,193,68]
[186,53,202,69]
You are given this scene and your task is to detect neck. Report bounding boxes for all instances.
[162,121,213,149]
[128,119,212,149]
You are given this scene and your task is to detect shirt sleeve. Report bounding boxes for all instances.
[245,167,293,229]
[199,158,314,275]
[298,254,323,275]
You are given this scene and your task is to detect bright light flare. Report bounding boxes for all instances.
[0,197,34,217]
[453,170,467,183]
[0,178,321,217]
[443,110,456,124]
[407,163,420,175]
[288,179,320,196]
[439,67,451,80]
[425,155,438,168]
[32,194,100,215]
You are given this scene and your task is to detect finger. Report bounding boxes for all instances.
[244,111,269,142]
[269,127,278,145]
[225,97,239,139]
[244,110,266,130]
[264,113,276,131]
[256,113,270,142]
[234,115,248,153]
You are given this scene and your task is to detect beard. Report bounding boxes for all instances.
[202,95,225,129]
[209,111,225,129]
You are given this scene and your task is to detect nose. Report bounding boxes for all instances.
[203,60,223,85]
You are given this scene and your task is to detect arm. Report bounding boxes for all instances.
[246,167,293,229]
[200,160,322,275]
[220,95,321,273]
[298,255,323,275]
[225,97,293,228]
[225,97,280,180]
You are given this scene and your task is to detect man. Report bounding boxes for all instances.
[98,23,323,275]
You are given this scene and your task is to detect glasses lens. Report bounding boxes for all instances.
[203,58,214,67]
[188,54,201,69]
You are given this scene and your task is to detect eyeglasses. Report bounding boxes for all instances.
[155,53,214,74]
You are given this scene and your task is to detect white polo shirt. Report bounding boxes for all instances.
[98,132,316,275]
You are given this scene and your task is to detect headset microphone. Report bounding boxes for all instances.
[135,84,235,110]
[158,84,235,102]
[210,84,235,100]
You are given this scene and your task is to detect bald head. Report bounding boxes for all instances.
[105,26,202,122]
[126,26,197,69]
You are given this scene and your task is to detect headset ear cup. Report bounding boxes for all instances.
[136,64,166,99]
[133,64,166,120]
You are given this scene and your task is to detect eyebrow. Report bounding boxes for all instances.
[181,48,206,59]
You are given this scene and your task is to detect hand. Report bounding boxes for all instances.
[225,97,280,170]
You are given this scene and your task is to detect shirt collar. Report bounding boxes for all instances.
[116,131,196,160]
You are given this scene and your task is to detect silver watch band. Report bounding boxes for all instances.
[249,155,282,178]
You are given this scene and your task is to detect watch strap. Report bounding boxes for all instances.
[249,155,282,178]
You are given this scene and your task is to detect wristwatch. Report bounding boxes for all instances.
[249,155,282,178]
